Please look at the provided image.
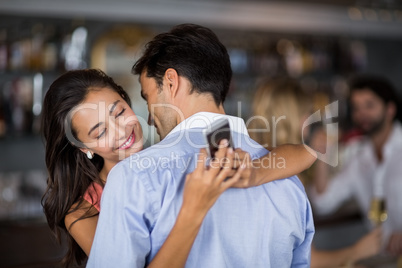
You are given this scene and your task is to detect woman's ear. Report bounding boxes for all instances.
[79,147,94,159]
[79,147,88,154]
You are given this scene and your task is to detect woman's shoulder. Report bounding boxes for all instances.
[82,182,103,212]
[64,183,103,229]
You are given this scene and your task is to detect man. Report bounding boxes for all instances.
[87,24,314,267]
[310,75,402,256]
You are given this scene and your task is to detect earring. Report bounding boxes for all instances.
[86,151,93,159]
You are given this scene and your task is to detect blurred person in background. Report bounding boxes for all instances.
[310,74,402,259]
[249,76,382,267]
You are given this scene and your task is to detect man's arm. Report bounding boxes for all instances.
[309,159,356,215]
[292,198,315,267]
[311,227,382,268]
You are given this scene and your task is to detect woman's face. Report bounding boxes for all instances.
[71,87,143,167]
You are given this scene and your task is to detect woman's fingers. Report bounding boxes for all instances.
[233,148,252,169]
[213,139,229,161]
[214,146,234,184]
[195,148,208,173]
[221,164,245,190]
[222,147,234,169]
[207,139,230,178]
[182,144,246,216]
[194,140,250,189]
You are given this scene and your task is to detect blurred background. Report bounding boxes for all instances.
[0,0,401,267]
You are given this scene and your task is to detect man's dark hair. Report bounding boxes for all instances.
[350,74,398,104]
[132,23,232,106]
[349,74,400,120]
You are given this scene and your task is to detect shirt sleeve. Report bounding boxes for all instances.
[87,164,159,268]
[309,160,356,215]
[291,198,315,267]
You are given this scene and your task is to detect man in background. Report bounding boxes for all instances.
[311,74,402,257]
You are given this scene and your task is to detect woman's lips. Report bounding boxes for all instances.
[118,130,136,150]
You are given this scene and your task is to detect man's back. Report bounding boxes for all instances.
[88,116,314,267]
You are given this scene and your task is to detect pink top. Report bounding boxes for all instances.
[83,182,103,212]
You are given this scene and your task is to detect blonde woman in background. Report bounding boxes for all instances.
[249,77,381,268]
[249,77,312,184]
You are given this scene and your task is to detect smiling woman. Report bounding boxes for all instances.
[70,87,143,174]
[41,69,138,264]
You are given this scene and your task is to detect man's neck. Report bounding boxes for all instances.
[176,96,224,124]
[370,121,393,162]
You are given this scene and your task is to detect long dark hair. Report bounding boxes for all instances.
[41,69,131,266]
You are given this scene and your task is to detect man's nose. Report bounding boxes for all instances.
[148,115,154,126]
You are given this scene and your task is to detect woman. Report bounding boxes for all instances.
[249,76,314,185]
[249,76,382,268]
[41,69,316,267]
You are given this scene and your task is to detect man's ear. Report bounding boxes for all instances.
[387,102,396,121]
[164,68,179,99]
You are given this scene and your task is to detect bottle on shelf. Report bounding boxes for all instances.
[30,24,45,71]
[0,29,8,72]
[42,25,58,71]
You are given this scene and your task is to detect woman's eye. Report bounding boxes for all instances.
[116,108,126,118]
[97,129,106,139]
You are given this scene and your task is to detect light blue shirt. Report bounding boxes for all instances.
[87,112,314,267]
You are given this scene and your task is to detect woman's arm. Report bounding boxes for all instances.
[65,202,99,256]
[232,144,317,188]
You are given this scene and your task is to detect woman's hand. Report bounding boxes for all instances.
[387,231,402,256]
[351,227,382,261]
[228,148,257,188]
[181,140,245,220]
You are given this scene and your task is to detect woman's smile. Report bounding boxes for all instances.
[118,129,136,150]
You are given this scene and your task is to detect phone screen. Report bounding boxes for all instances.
[205,121,233,158]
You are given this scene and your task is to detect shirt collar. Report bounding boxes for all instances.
[384,121,402,153]
[362,121,402,159]
[165,112,250,139]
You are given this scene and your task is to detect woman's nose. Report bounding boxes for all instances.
[112,118,127,141]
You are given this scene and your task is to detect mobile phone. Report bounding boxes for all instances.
[203,118,234,159]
